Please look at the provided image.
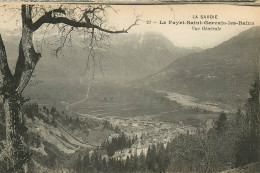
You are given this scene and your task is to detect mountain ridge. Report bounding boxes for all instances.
[144,26,260,105]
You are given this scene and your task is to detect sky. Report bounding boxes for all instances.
[110,4,260,48]
[0,3,259,49]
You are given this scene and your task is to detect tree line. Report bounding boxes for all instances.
[102,120,121,133]
[101,133,138,157]
[73,142,171,173]
[166,79,259,172]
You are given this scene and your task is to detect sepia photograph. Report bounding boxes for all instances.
[0,1,259,173]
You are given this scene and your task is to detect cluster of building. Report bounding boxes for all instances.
[104,116,197,160]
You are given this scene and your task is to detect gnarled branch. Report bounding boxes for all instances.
[14,4,138,94]
[31,7,138,33]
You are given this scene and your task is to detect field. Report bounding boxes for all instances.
[67,83,221,127]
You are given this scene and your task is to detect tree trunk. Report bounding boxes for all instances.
[3,93,29,173]
[0,6,40,172]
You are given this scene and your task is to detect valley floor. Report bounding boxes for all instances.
[65,90,221,159]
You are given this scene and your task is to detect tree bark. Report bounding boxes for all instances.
[0,5,36,172]
[3,94,29,173]
[0,30,28,173]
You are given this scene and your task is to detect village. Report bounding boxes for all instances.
[104,115,197,160]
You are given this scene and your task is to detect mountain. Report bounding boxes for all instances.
[2,30,202,81]
[144,27,260,105]
[102,32,202,80]
[0,30,201,102]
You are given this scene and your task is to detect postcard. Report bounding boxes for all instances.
[0,1,259,173]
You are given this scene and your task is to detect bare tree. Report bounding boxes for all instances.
[0,4,138,172]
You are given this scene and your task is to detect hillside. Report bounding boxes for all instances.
[144,26,260,105]
[0,104,116,171]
